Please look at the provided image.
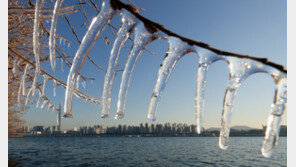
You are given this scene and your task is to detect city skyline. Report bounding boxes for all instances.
[23,0,286,130]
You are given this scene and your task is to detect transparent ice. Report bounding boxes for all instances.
[31,0,43,96]
[49,0,64,71]
[64,0,115,118]
[101,10,137,118]
[194,47,223,133]
[115,21,156,119]
[261,73,287,158]
[53,79,57,97]
[148,37,192,121]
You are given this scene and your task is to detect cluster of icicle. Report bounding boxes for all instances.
[49,0,286,157]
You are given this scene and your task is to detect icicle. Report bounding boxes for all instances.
[82,78,86,89]
[59,38,62,45]
[36,90,42,108]
[21,63,30,96]
[261,73,287,158]
[219,57,276,150]
[76,75,80,90]
[17,83,23,104]
[148,37,192,121]
[64,0,115,118]
[12,59,18,74]
[47,103,52,111]
[49,0,64,71]
[194,48,223,134]
[68,42,70,48]
[101,10,137,119]
[41,100,48,109]
[31,0,44,96]
[61,58,64,73]
[25,88,33,106]
[42,75,49,96]
[115,22,156,119]
[53,79,57,97]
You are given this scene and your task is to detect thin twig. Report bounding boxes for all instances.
[9,47,102,102]
[64,16,106,72]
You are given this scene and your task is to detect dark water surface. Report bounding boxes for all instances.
[9,136,286,167]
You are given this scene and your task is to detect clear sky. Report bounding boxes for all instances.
[24,0,287,130]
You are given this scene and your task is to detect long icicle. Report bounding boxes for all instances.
[17,82,23,104]
[101,10,136,119]
[64,0,115,118]
[219,57,273,149]
[36,90,42,108]
[261,74,287,158]
[148,37,192,121]
[49,0,64,71]
[30,0,44,96]
[194,48,223,134]
[21,63,30,96]
[53,79,57,97]
[115,22,155,119]
[41,75,49,96]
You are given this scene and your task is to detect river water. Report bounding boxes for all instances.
[8,136,286,167]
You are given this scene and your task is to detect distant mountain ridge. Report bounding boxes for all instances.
[206,125,254,131]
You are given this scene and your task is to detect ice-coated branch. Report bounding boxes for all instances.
[9,48,101,107]
[110,0,286,73]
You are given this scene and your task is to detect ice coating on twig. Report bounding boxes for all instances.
[219,57,278,150]
[49,0,64,71]
[36,90,42,108]
[115,22,155,119]
[261,73,287,158]
[41,100,48,109]
[194,47,223,134]
[17,82,23,104]
[101,10,136,118]
[12,59,18,74]
[25,88,33,106]
[64,0,115,118]
[148,37,192,121]
[31,0,43,96]
[53,79,57,97]
[42,75,49,96]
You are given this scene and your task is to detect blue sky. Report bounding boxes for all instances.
[24,0,287,130]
